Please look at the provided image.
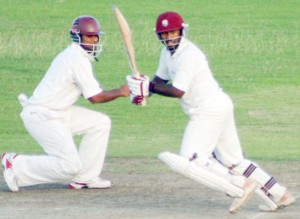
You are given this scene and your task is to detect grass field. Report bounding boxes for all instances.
[0,0,299,161]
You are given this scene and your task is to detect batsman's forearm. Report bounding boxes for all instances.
[149,82,184,98]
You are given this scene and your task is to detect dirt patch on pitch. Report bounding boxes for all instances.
[0,158,299,219]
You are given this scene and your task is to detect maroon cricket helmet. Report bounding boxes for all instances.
[155,11,185,33]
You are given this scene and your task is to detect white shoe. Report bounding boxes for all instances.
[1,153,19,192]
[229,179,259,214]
[68,177,111,189]
[259,190,295,212]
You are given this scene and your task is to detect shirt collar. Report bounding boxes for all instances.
[71,43,94,61]
[174,37,188,55]
[167,37,188,58]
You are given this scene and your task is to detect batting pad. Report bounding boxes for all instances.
[255,188,278,211]
[158,152,244,197]
[230,159,286,202]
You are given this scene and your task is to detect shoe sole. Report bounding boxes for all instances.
[229,181,259,214]
[259,196,295,212]
[3,169,19,192]
[2,153,19,192]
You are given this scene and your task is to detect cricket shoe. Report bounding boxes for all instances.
[259,190,295,212]
[1,153,19,192]
[229,179,259,214]
[68,177,111,189]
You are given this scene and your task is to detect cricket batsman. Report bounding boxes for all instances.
[126,11,295,213]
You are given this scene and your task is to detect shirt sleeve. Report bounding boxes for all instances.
[155,49,170,81]
[172,57,196,92]
[72,58,103,99]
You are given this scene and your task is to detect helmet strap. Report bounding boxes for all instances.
[168,45,179,55]
[94,54,99,61]
[157,32,182,55]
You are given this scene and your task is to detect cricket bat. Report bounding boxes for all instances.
[113,6,140,78]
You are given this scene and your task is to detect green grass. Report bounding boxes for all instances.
[0,0,299,161]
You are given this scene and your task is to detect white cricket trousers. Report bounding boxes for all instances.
[15,105,111,187]
[179,93,288,201]
[180,93,243,167]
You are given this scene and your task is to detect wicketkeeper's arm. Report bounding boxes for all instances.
[88,84,130,104]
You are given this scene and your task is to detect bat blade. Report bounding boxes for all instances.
[113,6,140,78]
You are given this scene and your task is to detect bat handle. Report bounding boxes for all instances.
[133,70,140,78]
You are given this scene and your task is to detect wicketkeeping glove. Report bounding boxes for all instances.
[126,75,150,97]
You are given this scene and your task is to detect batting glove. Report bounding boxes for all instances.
[126,75,150,97]
[130,94,147,106]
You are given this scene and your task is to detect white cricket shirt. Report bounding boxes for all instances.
[155,37,223,115]
[28,43,102,110]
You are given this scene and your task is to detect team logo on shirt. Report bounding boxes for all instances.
[162,19,169,27]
